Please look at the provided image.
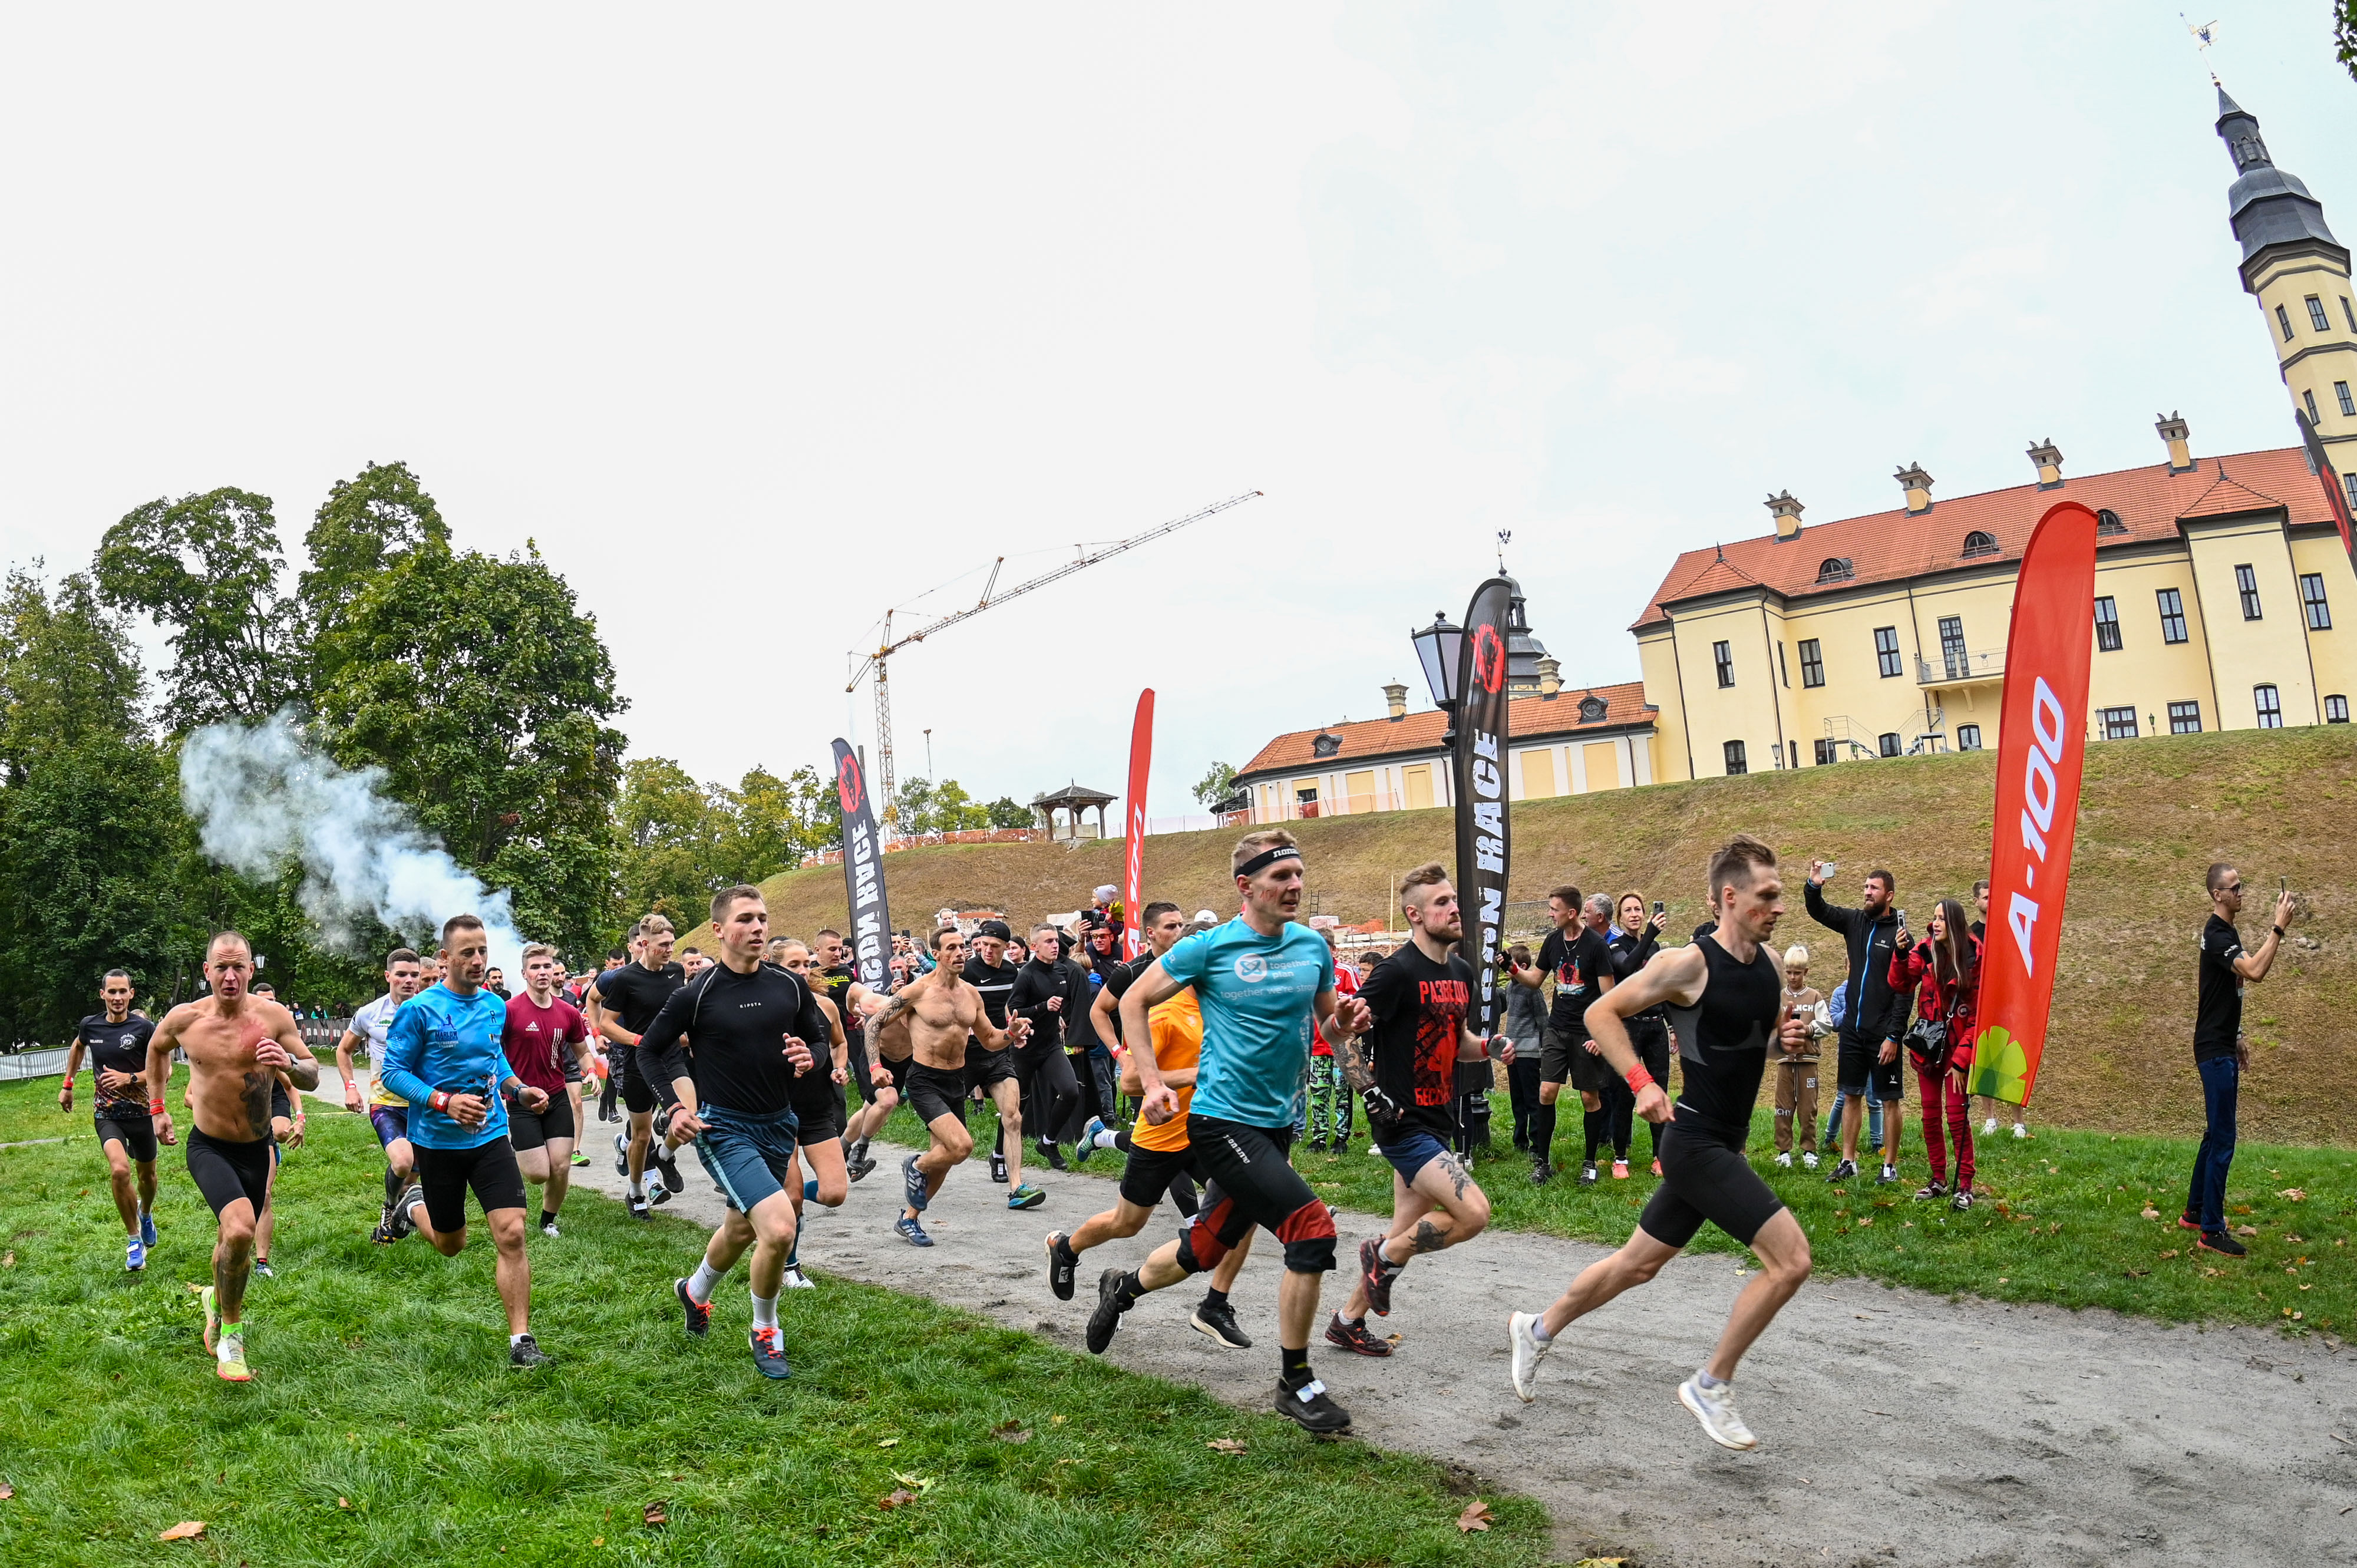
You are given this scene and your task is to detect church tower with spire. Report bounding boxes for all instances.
[2216,82,2357,493]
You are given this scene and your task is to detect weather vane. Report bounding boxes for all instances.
[1496,529,1511,576]
[2182,14,2217,55]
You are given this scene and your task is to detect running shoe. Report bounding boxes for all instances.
[782,1266,815,1290]
[629,1191,652,1221]
[1876,1163,1899,1186]
[1323,1313,1392,1358]
[570,1151,590,1168]
[1982,1117,1999,1136]
[1677,1373,1757,1450]
[674,1277,711,1337]
[1507,1311,1549,1402]
[988,1148,1008,1184]
[1085,1269,1131,1354]
[1825,1160,1857,1184]
[2178,1212,2203,1231]
[509,1333,553,1368]
[1800,1152,1818,1170]
[1358,1236,1399,1317]
[850,1137,872,1168]
[1193,1299,1252,1349]
[1045,1232,1078,1301]
[1007,1183,1046,1211]
[1040,1140,1070,1173]
[1530,1161,1553,1186]
[1612,1160,1630,1180]
[540,1219,562,1239]
[369,1217,394,1246]
[2011,1123,2028,1140]
[1273,1376,1351,1434]
[253,1258,275,1280]
[894,1214,933,1248]
[215,1329,251,1383]
[613,1130,629,1176]
[139,1210,158,1248]
[1074,1117,1108,1164]
[902,1153,930,1213]
[653,1144,684,1196]
[391,1184,423,1239]
[126,1236,146,1272]
[1774,1151,1792,1168]
[847,1153,877,1183]
[1578,1162,1599,1186]
[200,1284,222,1354]
[2197,1229,2247,1257]
[748,1326,791,1379]
[645,1173,672,1208]
[1950,1189,1975,1212]
[1914,1180,1948,1201]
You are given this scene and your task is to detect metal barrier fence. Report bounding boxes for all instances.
[0,1047,71,1081]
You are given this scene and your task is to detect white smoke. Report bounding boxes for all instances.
[180,708,526,978]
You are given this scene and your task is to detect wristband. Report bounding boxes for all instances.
[1623,1065,1656,1094]
[149,1098,166,1114]
[2272,926,2286,939]
[430,1091,451,1113]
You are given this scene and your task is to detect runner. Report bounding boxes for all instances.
[643,886,828,1377]
[1045,903,1256,1349]
[962,920,1037,1202]
[334,948,427,1244]
[845,989,915,1176]
[1324,864,1508,1358]
[591,946,628,1123]
[1505,836,1814,1451]
[60,970,159,1271]
[1009,922,1085,1173]
[1092,830,1370,1435]
[505,943,596,1237]
[1078,902,1193,1205]
[382,915,554,1368]
[144,932,321,1381]
[1505,885,1615,1185]
[811,928,883,1180]
[771,939,853,1289]
[880,925,1032,1246]
[586,916,687,1218]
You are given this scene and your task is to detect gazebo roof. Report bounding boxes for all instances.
[1032,780,1116,808]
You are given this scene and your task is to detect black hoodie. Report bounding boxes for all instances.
[1803,880,1909,1048]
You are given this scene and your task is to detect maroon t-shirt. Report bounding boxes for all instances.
[504,992,587,1097]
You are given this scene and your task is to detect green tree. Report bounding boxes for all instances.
[92,487,301,731]
[617,756,725,929]
[895,775,991,835]
[310,540,626,962]
[717,764,844,884]
[1192,760,1239,808]
[2338,3,2357,82]
[985,795,1035,829]
[300,460,449,638]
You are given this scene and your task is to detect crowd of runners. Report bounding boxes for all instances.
[54,825,2300,1449]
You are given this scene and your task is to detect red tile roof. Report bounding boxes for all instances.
[1239,682,1653,778]
[1633,447,2335,629]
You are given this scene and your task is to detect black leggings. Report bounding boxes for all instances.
[1630,1018,1672,1160]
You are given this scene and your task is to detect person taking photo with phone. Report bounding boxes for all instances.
[2183,865,2299,1257]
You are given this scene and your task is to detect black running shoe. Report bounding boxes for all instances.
[847,1153,877,1183]
[2198,1229,2247,1257]
[509,1333,553,1368]
[391,1184,423,1240]
[748,1326,791,1379]
[1323,1313,1393,1358]
[1578,1161,1599,1186]
[1045,1233,1078,1302]
[1044,1143,1071,1173]
[629,1192,651,1221]
[1825,1159,1857,1184]
[1530,1161,1553,1186]
[989,1148,1008,1184]
[674,1277,711,1338]
[1193,1299,1253,1349]
[1085,1269,1131,1355]
[654,1144,684,1194]
[1358,1236,1399,1317]
[1273,1375,1352,1434]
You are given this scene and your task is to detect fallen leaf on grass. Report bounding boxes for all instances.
[1,1253,12,1269]
[337,1498,349,1509]
[1051,1414,1067,1424]
[590,1538,603,1548]
[878,1489,919,1510]
[1207,1438,1247,1454]
[2278,1189,2306,1201]
[2124,1269,2150,1279]
[159,1522,206,1541]
[2160,1249,2178,1259]
[1996,1277,2009,1285]
[2237,1225,2259,1237]
[2141,1207,2161,1220]
[891,1474,933,1491]
[0,1480,12,1500]
[643,1503,666,1527]
[991,1421,1030,1444]
[1456,1499,1493,1533]
[875,1438,898,1448]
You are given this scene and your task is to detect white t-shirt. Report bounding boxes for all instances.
[352,993,406,1107]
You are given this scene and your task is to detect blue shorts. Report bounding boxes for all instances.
[1379,1128,1452,1184]
[692,1104,800,1214]
[369,1105,410,1147]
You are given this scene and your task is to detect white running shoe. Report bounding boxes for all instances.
[781,1265,816,1290]
[539,1220,561,1239]
[1507,1311,1550,1402]
[1774,1151,1792,1168]
[2011,1122,2028,1140]
[1801,1151,1819,1170]
[1677,1374,1758,1451]
[1982,1117,1999,1136]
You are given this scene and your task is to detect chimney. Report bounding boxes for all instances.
[1382,680,1407,721]
[2027,438,2064,490]
[2156,411,2194,473]
[1535,655,1562,698]
[1894,462,1934,515]
[1764,490,1804,540]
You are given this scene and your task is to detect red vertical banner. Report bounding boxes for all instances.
[1122,689,1154,961]
[2294,410,2357,572]
[1967,501,2098,1108]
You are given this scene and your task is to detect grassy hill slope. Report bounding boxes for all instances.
[754,725,2356,1144]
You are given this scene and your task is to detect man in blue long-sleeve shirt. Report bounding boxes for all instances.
[384,913,553,1368]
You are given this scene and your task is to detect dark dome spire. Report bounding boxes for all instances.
[2214,80,2344,289]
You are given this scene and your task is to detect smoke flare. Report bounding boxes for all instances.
[179,709,524,977]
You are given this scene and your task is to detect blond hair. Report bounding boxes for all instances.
[1230,828,1299,876]
[1783,943,1809,968]
[521,942,559,967]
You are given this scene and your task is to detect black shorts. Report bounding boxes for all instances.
[1118,1141,1206,1209]
[619,1045,661,1114]
[506,1094,577,1151]
[1837,1036,1904,1100]
[874,1054,912,1095]
[963,1045,1018,1094]
[1543,1025,1613,1092]
[1637,1120,1785,1250]
[1176,1116,1338,1275]
[270,1082,292,1123]
[95,1108,157,1164]
[186,1128,273,1219]
[415,1138,529,1232]
[905,1062,969,1127]
[791,1085,843,1145]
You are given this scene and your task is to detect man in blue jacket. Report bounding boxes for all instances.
[1803,860,1908,1184]
[384,913,553,1367]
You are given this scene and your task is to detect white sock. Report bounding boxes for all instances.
[1092,1128,1120,1150]
[751,1292,779,1331]
[688,1260,724,1305]
[629,1179,643,1198]
[510,1332,530,1347]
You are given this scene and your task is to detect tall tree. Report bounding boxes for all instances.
[92,487,301,730]
[617,755,727,929]
[300,460,449,641]
[310,540,626,962]
[1192,760,1239,809]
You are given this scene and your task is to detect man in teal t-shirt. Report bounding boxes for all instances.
[1084,831,1369,1436]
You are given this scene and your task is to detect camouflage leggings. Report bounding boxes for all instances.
[1303,1056,1355,1143]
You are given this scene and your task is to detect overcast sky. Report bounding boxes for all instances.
[3,4,2350,820]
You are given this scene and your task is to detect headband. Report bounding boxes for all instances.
[1235,844,1303,880]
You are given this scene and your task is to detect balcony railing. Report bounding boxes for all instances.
[1919,648,2005,685]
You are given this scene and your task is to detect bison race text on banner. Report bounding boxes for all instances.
[831,737,894,993]
[1966,502,2098,1109]
[1452,578,1514,1038]
[1123,689,1154,961]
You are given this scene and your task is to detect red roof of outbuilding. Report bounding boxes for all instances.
[1239,682,1653,778]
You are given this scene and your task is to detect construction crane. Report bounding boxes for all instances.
[846,490,1261,824]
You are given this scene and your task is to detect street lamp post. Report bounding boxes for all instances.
[1409,610,1464,747]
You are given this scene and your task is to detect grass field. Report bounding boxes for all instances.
[873,1096,2357,1339]
[752,722,2357,1143]
[0,1082,1548,1567]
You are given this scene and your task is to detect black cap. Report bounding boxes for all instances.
[976,919,1013,941]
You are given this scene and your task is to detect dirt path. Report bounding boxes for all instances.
[415,1093,2357,1567]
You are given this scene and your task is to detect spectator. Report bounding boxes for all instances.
[1607,892,1671,1176]
[2183,864,2299,1256]
[1816,968,1886,1155]
[1501,943,1547,1154]
[1803,859,1909,1185]
[1772,944,1824,1169]
[1890,898,1979,1209]
[1302,929,1361,1153]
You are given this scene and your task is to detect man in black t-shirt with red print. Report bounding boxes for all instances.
[1506,884,1615,1185]
[1325,862,1511,1358]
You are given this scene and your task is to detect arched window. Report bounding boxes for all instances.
[2095,509,2127,536]
[1816,557,1855,584]
[1577,695,1608,723]
[1310,731,1341,759]
[1959,530,1999,559]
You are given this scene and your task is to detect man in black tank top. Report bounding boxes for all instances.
[1504,835,1813,1454]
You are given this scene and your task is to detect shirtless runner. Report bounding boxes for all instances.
[145,932,320,1381]
[881,925,1031,1247]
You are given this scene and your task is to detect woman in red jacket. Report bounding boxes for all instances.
[1890,898,1979,1211]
